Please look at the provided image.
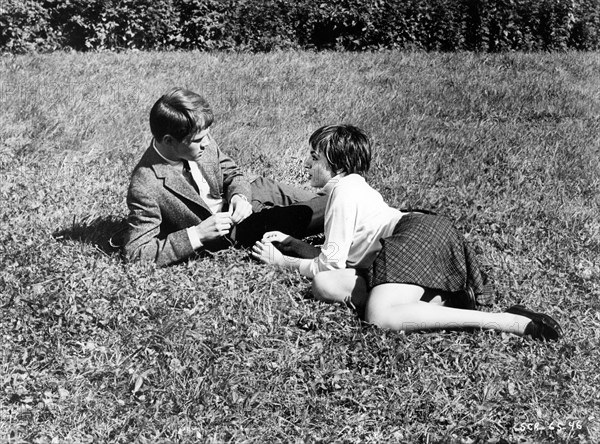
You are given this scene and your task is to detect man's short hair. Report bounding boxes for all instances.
[150,88,214,142]
[309,124,372,175]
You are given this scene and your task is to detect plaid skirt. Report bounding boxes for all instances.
[368,213,492,301]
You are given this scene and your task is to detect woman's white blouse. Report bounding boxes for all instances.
[298,174,403,279]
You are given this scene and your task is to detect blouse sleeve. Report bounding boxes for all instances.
[298,186,357,278]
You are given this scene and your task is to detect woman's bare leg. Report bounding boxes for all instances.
[312,271,444,310]
[366,283,530,335]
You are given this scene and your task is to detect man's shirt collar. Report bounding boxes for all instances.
[152,139,182,167]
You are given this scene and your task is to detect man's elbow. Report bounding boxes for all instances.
[122,240,158,265]
[123,243,145,263]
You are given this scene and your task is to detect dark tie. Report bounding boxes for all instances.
[182,161,199,193]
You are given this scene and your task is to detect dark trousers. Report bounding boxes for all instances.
[233,177,327,247]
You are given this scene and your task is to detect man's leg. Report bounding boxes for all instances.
[233,177,327,247]
[249,177,319,211]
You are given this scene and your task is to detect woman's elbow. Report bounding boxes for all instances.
[312,272,335,302]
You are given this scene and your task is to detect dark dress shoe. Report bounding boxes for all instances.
[506,305,563,341]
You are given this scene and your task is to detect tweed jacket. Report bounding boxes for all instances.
[124,139,252,266]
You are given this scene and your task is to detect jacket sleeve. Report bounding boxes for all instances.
[217,147,252,202]
[123,173,196,267]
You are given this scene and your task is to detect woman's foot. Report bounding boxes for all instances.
[506,305,563,341]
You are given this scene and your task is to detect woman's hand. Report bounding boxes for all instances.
[251,241,285,266]
[261,231,290,244]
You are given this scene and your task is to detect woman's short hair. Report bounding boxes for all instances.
[150,88,214,142]
[309,124,371,175]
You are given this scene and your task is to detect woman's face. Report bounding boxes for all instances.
[305,147,334,188]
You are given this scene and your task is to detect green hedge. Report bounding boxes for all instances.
[1,0,599,52]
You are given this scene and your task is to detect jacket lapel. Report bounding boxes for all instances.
[151,155,212,213]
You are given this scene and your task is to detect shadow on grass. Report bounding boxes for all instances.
[53,215,127,256]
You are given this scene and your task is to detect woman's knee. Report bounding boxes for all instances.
[365,293,390,327]
[365,284,424,328]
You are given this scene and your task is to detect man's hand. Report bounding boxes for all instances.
[196,212,233,242]
[261,231,290,244]
[229,194,252,224]
[251,241,285,266]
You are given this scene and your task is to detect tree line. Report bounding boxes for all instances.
[1,0,599,52]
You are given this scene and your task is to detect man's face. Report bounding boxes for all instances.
[173,128,212,161]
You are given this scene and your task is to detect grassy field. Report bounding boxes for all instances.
[0,50,599,443]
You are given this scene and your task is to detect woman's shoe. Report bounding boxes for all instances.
[506,305,563,341]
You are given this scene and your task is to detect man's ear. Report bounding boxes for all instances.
[162,135,176,146]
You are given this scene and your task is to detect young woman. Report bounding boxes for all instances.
[251,125,562,341]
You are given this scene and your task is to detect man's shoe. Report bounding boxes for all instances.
[506,305,563,341]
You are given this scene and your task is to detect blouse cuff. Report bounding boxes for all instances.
[298,258,316,279]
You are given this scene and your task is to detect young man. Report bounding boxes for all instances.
[124,87,326,266]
